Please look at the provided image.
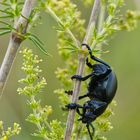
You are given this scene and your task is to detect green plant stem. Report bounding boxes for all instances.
[91,14,113,48]
[83,0,101,44]
[98,3,106,32]
[91,2,106,52]
[46,6,80,47]
[0,0,36,96]
[75,125,83,140]
[31,96,50,140]
[64,1,101,140]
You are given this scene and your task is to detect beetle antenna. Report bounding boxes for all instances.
[82,43,110,68]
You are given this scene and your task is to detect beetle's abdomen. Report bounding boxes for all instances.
[105,71,117,103]
[93,71,117,103]
[87,64,117,103]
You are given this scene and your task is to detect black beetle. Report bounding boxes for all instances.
[66,44,117,140]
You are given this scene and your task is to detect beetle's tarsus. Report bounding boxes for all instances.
[65,90,73,95]
[66,103,78,110]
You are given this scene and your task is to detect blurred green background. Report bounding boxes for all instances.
[0,1,140,140]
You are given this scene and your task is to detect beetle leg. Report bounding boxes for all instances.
[86,124,93,140]
[71,72,94,81]
[65,103,82,110]
[79,94,88,100]
[71,74,91,81]
[86,123,95,140]
[76,108,83,116]
[65,103,84,117]
[79,93,90,100]
[86,58,93,68]
[65,90,73,95]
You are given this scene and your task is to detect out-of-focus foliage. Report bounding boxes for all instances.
[0,121,21,140]
[17,48,64,140]
[0,0,24,34]
[118,10,140,31]
[40,0,85,58]
[0,0,140,140]
[0,0,48,54]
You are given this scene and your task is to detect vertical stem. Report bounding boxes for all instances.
[83,0,101,44]
[31,96,49,140]
[0,0,36,96]
[98,3,106,33]
[0,36,21,95]
[95,2,106,52]
[64,1,101,140]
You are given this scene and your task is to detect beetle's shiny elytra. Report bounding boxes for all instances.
[65,44,117,140]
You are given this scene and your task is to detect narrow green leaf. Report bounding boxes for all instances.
[62,47,75,50]
[4,7,11,11]
[61,47,78,53]
[57,22,65,31]
[0,9,13,16]
[0,20,11,26]
[0,30,11,36]
[0,2,10,6]
[64,48,78,53]
[18,2,24,5]
[0,15,13,19]
[54,27,65,32]
[28,36,48,55]
[29,34,44,46]
[0,21,15,30]
[29,35,44,50]
[65,40,79,49]
[93,28,97,39]
[0,27,10,30]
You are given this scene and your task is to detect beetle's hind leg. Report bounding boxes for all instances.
[65,90,89,100]
[79,94,88,100]
[79,93,90,100]
[86,123,95,140]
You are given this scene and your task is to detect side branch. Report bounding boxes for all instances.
[46,6,80,47]
[0,0,36,95]
[64,0,101,140]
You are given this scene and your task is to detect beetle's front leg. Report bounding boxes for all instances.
[71,70,99,81]
[86,58,93,68]
[71,73,93,81]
